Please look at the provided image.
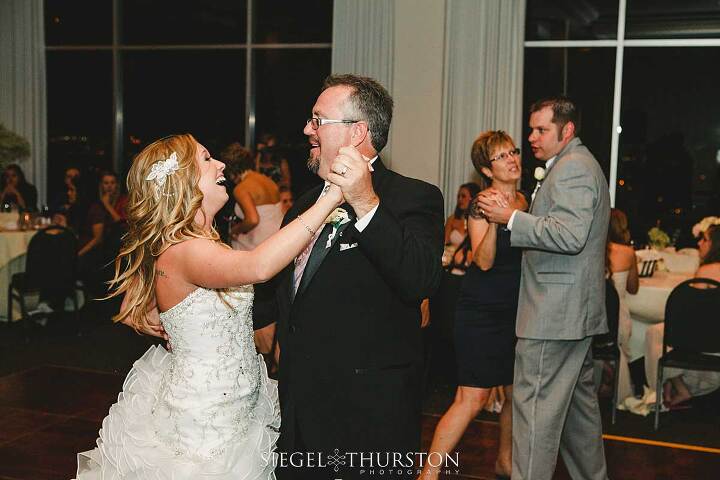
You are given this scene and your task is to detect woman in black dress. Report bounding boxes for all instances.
[421,131,526,480]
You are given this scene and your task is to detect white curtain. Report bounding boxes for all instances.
[0,0,47,205]
[439,0,525,213]
[331,0,395,164]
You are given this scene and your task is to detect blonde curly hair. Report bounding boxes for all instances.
[108,133,222,332]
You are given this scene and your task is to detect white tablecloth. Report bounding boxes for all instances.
[0,230,38,321]
[636,248,700,274]
[626,271,693,362]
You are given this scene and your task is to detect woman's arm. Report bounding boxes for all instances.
[470,216,497,271]
[420,298,430,328]
[626,250,639,294]
[78,223,103,256]
[231,186,260,235]
[7,185,26,209]
[177,187,343,288]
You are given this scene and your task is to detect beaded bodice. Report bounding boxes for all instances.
[153,286,260,460]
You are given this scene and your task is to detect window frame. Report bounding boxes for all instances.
[45,0,332,173]
[525,0,720,206]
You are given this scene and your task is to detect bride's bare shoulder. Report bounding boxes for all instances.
[158,239,225,266]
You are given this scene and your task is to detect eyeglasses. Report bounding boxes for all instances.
[306,117,359,130]
[490,148,520,163]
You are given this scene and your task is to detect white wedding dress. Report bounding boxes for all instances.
[612,270,634,404]
[75,286,280,479]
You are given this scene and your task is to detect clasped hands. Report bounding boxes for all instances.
[325,146,379,218]
[473,188,515,225]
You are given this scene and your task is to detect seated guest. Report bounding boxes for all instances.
[279,185,293,215]
[661,224,720,406]
[51,166,89,233]
[78,172,128,295]
[443,182,481,274]
[645,225,720,406]
[0,164,37,211]
[255,133,291,188]
[607,209,639,403]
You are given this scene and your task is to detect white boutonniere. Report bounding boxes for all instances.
[531,166,546,200]
[324,207,351,248]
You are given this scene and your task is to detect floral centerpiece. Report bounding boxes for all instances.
[692,216,720,238]
[647,226,671,250]
[0,124,30,171]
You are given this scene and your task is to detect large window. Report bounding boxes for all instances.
[46,51,113,200]
[123,50,247,161]
[523,47,615,180]
[45,0,332,200]
[524,0,720,247]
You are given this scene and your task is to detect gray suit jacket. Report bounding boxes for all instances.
[511,137,610,340]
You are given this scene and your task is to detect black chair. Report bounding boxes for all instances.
[654,278,720,430]
[8,225,82,334]
[593,278,621,424]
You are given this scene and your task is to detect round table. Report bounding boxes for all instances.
[0,229,39,321]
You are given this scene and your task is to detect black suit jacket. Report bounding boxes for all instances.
[275,158,444,465]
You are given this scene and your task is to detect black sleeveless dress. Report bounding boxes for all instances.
[454,225,521,387]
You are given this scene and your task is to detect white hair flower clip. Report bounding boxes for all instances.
[146,152,179,196]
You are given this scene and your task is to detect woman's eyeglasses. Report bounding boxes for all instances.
[490,148,520,163]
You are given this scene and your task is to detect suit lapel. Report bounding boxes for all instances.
[295,203,356,301]
[287,184,324,303]
[529,138,581,213]
[293,157,387,301]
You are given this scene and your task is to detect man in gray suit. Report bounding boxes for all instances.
[477,96,610,480]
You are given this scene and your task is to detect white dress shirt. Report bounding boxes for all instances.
[322,155,379,232]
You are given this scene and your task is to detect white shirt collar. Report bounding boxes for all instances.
[545,155,557,170]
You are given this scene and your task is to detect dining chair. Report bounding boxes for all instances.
[8,225,83,338]
[593,278,621,424]
[654,277,720,430]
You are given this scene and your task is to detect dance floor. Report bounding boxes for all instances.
[0,365,718,479]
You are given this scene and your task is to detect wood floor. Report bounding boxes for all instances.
[0,365,718,479]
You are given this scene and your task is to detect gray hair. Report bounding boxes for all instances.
[322,74,393,153]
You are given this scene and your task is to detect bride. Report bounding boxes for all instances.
[75,134,342,479]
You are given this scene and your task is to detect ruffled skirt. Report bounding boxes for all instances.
[75,346,280,479]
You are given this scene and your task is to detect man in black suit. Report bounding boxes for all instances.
[274,74,444,479]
